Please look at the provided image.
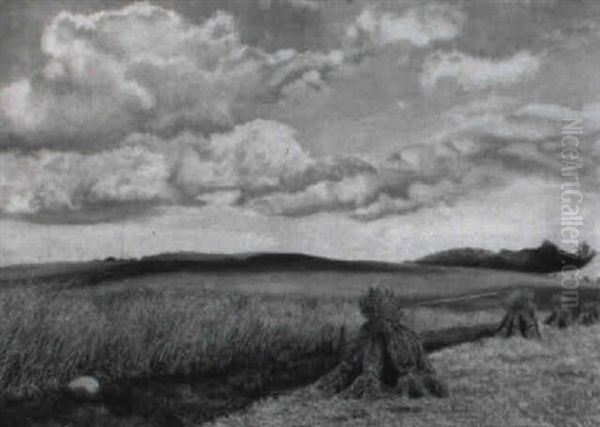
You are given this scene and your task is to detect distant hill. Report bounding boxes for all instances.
[3,241,595,286]
[0,252,427,286]
[416,240,596,273]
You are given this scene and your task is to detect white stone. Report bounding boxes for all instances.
[67,375,100,398]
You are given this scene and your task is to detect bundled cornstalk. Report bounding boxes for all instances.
[544,296,574,329]
[577,302,600,325]
[496,290,542,339]
[316,288,448,399]
[544,306,574,328]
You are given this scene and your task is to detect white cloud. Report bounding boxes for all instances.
[249,173,381,216]
[0,119,317,216]
[280,70,327,103]
[0,146,171,215]
[3,96,593,222]
[7,175,595,266]
[356,178,460,221]
[352,193,418,221]
[516,102,600,134]
[0,2,346,148]
[456,114,557,141]
[421,50,542,91]
[286,0,321,11]
[268,50,344,87]
[346,4,465,50]
[0,80,41,133]
[438,96,558,141]
[172,119,315,194]
[1,2,593,225]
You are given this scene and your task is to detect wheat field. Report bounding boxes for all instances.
[211,325,600,427]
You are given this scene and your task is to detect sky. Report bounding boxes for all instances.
[0,0,599,266]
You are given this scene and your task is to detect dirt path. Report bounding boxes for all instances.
[417,291,503,306]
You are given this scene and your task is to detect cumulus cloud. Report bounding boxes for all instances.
[237,114,512,220]
[170,119,315,195]
[2,113,478,222]
[0,146,171,216]
[249,173,381,216]
[346,3,465,50]
[343,96,600,221]
[421,50,542,91]
[3,89,597,223]
[280,70,328,103]
[352,194,418,221]
[0,115,590,224]
[349,151,499,221]
[2,2,595,226]
[265,50,344,103]
[0,118,376,219]
[0,119,314,216]
[438,97,598,182]
[0,2,346,149]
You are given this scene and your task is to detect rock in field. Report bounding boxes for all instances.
[66,375,101,399]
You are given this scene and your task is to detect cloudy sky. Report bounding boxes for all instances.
[0,0,599,265]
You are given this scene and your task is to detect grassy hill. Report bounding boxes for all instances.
[0,252,414,287]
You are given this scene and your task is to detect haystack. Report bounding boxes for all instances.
[316,288,448,399]
[544,306,573,328]
[497,290,541,339]
[577,302,600,325]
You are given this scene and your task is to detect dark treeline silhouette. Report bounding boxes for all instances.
[416,240,596,273]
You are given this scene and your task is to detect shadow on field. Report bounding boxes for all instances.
[0,348,341,426]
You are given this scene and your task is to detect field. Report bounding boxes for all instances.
[212,325,600,427]
[1,261,599,426]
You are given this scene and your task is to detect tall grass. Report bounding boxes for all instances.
[0,285,352,399]
[0,284,499,400]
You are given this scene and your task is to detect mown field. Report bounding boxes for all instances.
[212,325,600,427]
[1,264,599,426]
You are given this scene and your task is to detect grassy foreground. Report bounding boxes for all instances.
[0,285,346,399]
[0,284,498,400]
[2,276,597,426]
[210,325,600,427]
